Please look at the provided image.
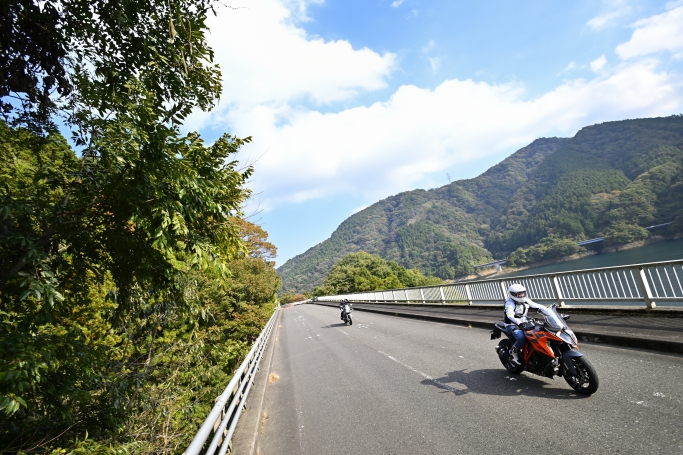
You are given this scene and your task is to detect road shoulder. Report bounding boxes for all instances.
[230,310,282,455]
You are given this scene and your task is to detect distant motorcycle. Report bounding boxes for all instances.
[341,302,353,325]
[491,303,599,395]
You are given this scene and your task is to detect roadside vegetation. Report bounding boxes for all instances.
[1,0,280,452]
[313,252,442,296]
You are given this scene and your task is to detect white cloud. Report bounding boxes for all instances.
[190,0,395,117]
[422,40,435,54]
[281,0,324,22]
[587,0,631,30]
[590,55,608,72]
[616,6,683,59]
[237,60,680,209]
[391,0,404,7]
[558,62,580,76]
[429,57,441,72]
[192,0,683,213]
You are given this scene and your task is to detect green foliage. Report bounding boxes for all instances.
[315,252,441,295]
[396,221,491,279]
[506,236,583,267]
[3,0,221,133]
[0,0,284,452]
[279,293,309,304]
[604,223,649,246]
[280,116,683,293]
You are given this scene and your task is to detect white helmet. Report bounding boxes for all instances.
[508,283,528,303]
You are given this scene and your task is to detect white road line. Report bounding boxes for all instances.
[378,350,460,393]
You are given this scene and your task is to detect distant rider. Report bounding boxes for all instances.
[340,299,350,320]
[504,284,553,365]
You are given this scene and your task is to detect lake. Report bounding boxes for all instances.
[500,238,683,278]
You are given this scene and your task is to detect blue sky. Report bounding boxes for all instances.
[187,0,683,264]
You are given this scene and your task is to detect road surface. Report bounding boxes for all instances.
[249,304,683,454]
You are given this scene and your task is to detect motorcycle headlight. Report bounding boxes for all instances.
[559,330,577,346]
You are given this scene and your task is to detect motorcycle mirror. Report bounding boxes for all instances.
[561,314,570,320]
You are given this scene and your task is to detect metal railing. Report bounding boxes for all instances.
[185,307,279,455]
[318,260,683,309]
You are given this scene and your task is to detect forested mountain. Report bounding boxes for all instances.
[278,116,683,293]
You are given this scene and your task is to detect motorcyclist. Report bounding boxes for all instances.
[340,299,350,321]
[504,284,553,365]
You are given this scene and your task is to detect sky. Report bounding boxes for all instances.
[185,0,683,264]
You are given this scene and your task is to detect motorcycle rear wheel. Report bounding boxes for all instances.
[563,356,599,395]
[497,339,524,374]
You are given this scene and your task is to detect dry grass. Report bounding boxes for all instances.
[268,373,280,384]
[259,411,269,435]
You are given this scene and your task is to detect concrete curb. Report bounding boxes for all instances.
[314,302,683,355]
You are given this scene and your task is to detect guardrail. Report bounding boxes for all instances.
[318,260,683,309]
[185,307,279,455]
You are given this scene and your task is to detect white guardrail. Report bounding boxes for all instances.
[318,260,683,309]
[185,307,279,455]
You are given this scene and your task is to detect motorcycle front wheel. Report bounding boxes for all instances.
[497,339,524,374]
[563,356,599,395]
[349,314,353,325]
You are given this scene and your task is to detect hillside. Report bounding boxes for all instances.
[278,116,683,293]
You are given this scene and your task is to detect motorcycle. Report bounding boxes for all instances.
[490,303,599,395]
[341,302,353,325]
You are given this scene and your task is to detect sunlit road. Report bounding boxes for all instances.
[256,304,683,454]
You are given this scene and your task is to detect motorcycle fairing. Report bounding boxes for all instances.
[524,328,564,358]
[561,350,583,376]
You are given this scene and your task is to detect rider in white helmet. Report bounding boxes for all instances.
[504,283,552,365]
[340,299,350,320]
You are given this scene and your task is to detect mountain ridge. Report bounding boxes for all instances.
[278,116,683,293]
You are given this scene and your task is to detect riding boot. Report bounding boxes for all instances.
[509,347,521,365]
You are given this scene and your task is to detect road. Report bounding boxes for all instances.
[253,304,683,454]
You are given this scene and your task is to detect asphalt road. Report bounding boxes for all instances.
[253,304,683,455]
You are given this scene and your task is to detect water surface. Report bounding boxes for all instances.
[501,238,683,277]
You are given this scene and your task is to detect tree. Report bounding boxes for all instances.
[234,217,278,263]
[0,0,266,450]
[604,223,648,246]
[319,252,441,295]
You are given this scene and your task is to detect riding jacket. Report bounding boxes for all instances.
[504,298,551,325]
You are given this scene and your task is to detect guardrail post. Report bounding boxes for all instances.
[465,284,473,305]
[420,288,426,304]
[439,286,446,305]
[404,289,410,303]
[635,267,657,309]
[551,275,565,307]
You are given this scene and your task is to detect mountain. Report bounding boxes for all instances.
[278,116,683,293]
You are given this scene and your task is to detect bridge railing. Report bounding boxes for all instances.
[185,307,279,455]
[317,260,683,309]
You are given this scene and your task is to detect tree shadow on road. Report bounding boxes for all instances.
[420,368,588,400]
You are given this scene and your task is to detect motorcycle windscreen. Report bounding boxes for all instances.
[344,304,351,312]
[543,307,567,331]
